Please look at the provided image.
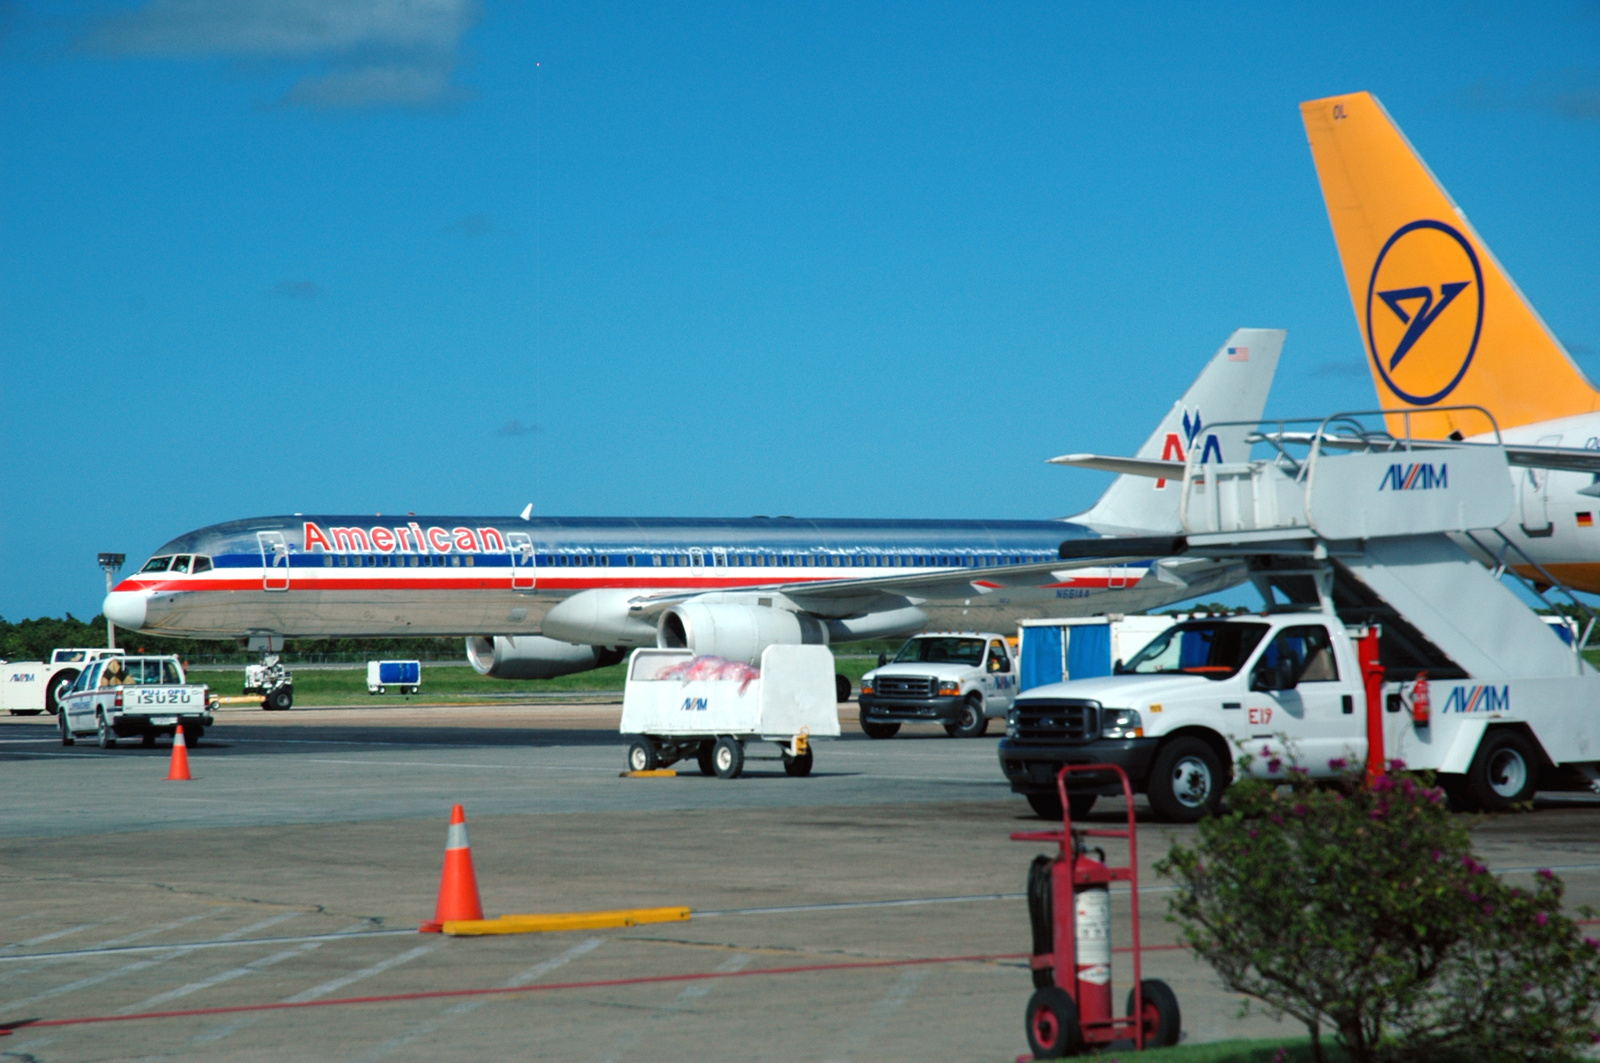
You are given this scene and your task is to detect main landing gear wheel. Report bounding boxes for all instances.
[626,739,658,773]
[1128,978,1182,1048]
[1147,737,1224,823]
[1465,729,1539,811]
[97,714,116,749]
[944,696,988,738]
[783,748,814,777]
[59,711,74,746]
[858,708,899,740]
[697,742,716,776]
[712,736,744,779]
[1025,985,1082,1059]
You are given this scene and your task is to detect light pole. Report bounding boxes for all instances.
[98,553,124,649]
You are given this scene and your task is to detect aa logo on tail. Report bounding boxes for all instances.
[1155,408,1222,488]
[1365,220,1485,406]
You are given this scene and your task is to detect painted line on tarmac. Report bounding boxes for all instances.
[820,965,929,1063]
[598,953,753,1063]
[340,937,607,1062]
[7,952,1034,1032]
[302,758,602,772]
[0,926,413,964]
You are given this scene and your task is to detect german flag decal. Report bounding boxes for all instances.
[1578,512,1594,528]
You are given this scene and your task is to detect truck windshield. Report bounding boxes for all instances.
[893,637,985,666]
[1118,621,1269,680]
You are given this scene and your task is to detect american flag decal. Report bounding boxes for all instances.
[1227,346,1249,361]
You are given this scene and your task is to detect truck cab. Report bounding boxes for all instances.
[999,611,1364,821]
[858,631,1018,739]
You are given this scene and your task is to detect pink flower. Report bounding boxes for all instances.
[1328,757,1347,770]
[1538,868,1555,881]
[1267,757,1283,774]
[1536,912,1549,926]
[1388,758,1407,771]
[1585,937,1600,949]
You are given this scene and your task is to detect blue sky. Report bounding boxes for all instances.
[2,1,1598,621]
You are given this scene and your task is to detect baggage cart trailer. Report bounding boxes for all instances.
[621,644,841,778]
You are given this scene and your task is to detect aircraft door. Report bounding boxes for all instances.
[1520,434,1561,537]
[507,532,536,590]
[258,531,291,591]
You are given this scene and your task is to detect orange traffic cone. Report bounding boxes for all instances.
[167,724,192,781]
[419,804,484,932]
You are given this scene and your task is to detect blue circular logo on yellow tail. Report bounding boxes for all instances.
[1365,220,1484,406]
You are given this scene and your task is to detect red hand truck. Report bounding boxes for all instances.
[1010,763,1181,1058]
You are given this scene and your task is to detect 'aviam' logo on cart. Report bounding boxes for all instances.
[1442,685,1508,714]
[680,697,708,712]
[1379,462,1448,491]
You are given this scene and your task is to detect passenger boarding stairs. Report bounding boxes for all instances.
[1177,409,1598,682]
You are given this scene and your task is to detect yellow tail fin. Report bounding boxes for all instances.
[1300,91,1599,436]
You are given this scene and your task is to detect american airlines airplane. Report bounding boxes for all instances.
[103,330,1283,682]
[1301,92,1600,593]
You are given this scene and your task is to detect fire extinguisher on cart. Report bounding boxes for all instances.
[1011,764,1182,1058]
[1411,672,1430,728]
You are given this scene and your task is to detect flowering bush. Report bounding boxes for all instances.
[1157,760,1600,1063]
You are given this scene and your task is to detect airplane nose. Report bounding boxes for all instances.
[103,591,147,631]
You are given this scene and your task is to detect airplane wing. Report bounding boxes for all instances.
[619,546,1186,618]
[1047,453,1186,479]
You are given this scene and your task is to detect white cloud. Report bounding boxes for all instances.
[87,0,480,109]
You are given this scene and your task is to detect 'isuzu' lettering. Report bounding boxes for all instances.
[1441,684,1508,714]
[303,521,505,554]
[1379,463,1448,491]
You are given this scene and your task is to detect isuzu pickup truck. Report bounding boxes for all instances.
[57,655,214,748]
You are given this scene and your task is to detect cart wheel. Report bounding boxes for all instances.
[378,685,386,695]
[626,739,658,773]
[267,688,293,711]
[696,743,716,776]
[1127,978,1181,1048]
[1025,985,1081,1059]
[712,736,744,779]
[783,749,814,777]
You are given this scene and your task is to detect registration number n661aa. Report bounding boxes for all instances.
[131,689,193,707]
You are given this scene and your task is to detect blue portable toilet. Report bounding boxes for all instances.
[1017,616,1176,693]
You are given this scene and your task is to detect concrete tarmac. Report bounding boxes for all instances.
[2,704,1598,1062]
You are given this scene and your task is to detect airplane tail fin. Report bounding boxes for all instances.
[1076,328,1284,533]
[1301,91,1600,436]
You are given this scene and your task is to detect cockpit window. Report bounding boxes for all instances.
[192,556,213,574]
[1119,621,1270,681]
[140,556,172,573]
[171,556,192,574]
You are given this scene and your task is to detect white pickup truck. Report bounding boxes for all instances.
[57,655,214,748]
[1,648,124,716]
[998,610,1600,822]
[857,632,1018,739]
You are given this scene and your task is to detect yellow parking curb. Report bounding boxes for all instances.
[442,906,691,936]
[619,769,677,778]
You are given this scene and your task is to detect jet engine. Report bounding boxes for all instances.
[465,635,626,680]
[656,604,827,665]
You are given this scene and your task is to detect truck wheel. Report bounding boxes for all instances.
[1147,737,1224,822]
[1069,792,1096,819]
[97,713,116,749]
[626,739,658,773]
[46,670,78,716]
[1127,978,1182,1048]
[712,736,744,779]
[59,711,74,746]
[1025,985,1082,1059]
[783,748,814,777]
[1026,791,1063,819]
[858,708,900,739]
[835,674,852,703]
[944,696,989,738]
[1464,729,1539,811]
[266,688,293,711]
[696,742,716,776]
[188,727,204,745]
[142,733,156,748]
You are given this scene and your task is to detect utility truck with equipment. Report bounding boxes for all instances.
[1006,409,1600,820]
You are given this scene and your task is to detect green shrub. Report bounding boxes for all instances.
[1157,758,1600,1063]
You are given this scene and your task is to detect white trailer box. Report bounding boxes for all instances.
[366,660,421,695]
[621,644,841,779]
[1017,615,1175,693]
